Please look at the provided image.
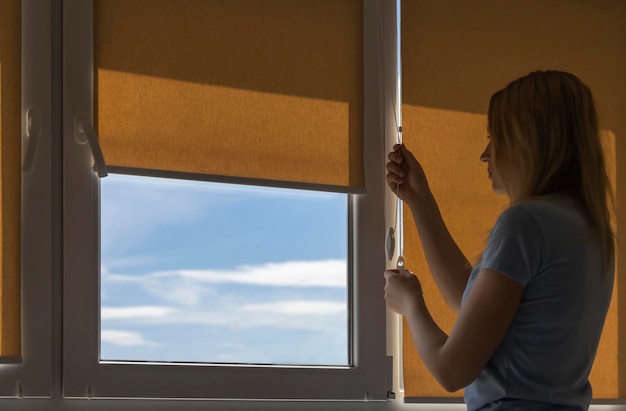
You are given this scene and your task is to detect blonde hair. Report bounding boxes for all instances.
[487,70,615,273]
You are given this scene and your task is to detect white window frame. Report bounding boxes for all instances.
[2,0,625,409]
[0,0,53,398]
[61,0,396,402]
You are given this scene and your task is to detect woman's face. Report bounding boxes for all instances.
[480,140,508,196]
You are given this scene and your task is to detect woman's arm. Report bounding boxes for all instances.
[387,144,472,312]
[384,267,523,392]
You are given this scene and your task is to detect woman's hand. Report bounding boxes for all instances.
[384,268,425,317]
[386,144,430,208]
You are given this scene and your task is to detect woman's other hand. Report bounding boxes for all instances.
[384,268,424,317]
[386,144,429,208]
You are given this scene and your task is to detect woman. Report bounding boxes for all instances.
[384,71,615,410]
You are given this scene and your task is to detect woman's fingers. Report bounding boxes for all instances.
[388,144,419,175]
[386,154,406,191]
[386,144,428,206]
[386,161,405,177]
[384,269,400,279]
[388,146,404,164]
[384,268,422,315]
[398,144,420,168]
[386,175,402,189]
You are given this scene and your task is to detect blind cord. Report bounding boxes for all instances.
[375,1,404,271]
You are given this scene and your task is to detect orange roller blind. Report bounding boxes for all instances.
[95,0,364,192]
[402,0,625,400]
[0,0,22,357]
[401,107,507,399]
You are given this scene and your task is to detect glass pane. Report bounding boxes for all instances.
[100,174,348,366]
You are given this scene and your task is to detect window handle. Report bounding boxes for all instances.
[22,108,41,173]
[75,115,108,178]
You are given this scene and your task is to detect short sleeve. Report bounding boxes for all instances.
[481,205,544,287]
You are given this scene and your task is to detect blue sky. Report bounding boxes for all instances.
[100,174,348,366]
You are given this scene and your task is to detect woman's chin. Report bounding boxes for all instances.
[491,184,508,196]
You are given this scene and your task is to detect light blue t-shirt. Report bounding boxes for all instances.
[462,200,614,411]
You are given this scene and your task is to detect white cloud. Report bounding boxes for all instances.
[102,260,346,312]
[105,259,346,289]
[100,300,346,332]
[100,261,348,333]
[241,301,345,315]
[176,260,346,288]
[101,306,178,320]
[101,329,153,346]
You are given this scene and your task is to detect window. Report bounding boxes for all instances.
[2,0,623,408]
[99,175,349,366]
[61,0,393,401]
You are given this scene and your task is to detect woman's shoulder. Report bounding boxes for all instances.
[505,197,583,223]
[493,197,584,241]
[500,197,587,244]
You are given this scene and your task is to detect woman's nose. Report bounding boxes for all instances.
[480,142,491,163]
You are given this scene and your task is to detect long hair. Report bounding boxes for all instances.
[487,70,615,273]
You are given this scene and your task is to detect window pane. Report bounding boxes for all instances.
[100,174,348,366]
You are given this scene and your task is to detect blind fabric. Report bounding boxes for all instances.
[0,0,21,357]
[401,107,508,399]
[95,0,364,192]
[401,0,625,399]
